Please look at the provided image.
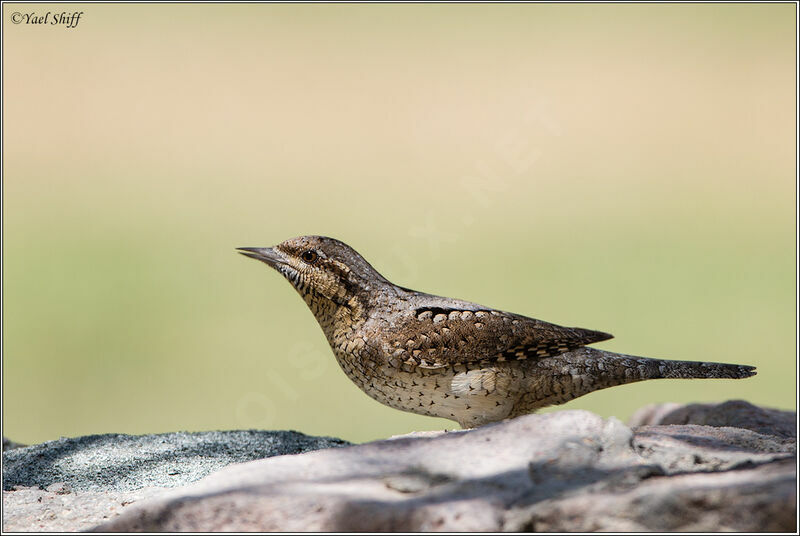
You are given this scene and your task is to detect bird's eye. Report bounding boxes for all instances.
[301,250,319,264]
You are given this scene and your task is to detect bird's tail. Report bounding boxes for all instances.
[519,347,756,412]
[628,355,756,380]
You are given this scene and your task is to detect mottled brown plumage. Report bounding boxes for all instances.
[238,236,756,428]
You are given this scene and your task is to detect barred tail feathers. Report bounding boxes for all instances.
[516,347,756,414]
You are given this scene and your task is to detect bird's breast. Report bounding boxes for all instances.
[327,333,525,427]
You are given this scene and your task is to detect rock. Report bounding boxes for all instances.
[3,402,795,532]
[94,403,795,532]
[2,429,350,492]
[2,430,349,532]
[506,458,795,532]
[3,485,168,532]
[628,399,796,439]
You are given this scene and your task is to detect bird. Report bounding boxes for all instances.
[237,236,756,428]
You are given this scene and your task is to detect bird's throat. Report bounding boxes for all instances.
[301,289,366,342]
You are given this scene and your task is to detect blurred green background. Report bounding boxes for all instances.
[3,4,795,445]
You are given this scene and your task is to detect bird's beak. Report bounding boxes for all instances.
[236,247,288,267]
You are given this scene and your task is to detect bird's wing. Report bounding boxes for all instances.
[382,303,613,369]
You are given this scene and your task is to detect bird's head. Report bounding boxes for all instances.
[238,236,389,311]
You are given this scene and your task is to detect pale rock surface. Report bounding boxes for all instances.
[3,401,796,532]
